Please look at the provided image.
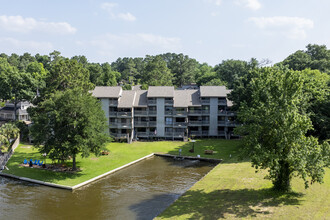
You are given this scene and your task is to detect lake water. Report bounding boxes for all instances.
[0,156,216,219]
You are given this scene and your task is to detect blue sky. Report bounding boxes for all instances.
[0,0,329,66]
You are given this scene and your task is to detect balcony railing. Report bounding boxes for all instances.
[188,121,202,125]
[188,110,202,114]
[117,112,132,117]
[218,110,227,115]
[109,100,118,106]
[218,131,226,136]
[110,133,128,138]
[173,122,187,127]
[165,100,174,105]
[227,111,236,116]
[201,100,210,105]
[165,132,185,137]
[165,111,173,115]
[202,131,209,136]
[218,100,227,105]
[149,121,157,127]
[134,110,148,116]
[109,111,117,116]
[202,110,210,114]
[202,121,210,125]
[148,100,156,105]
[218,121,226,126]
[190,131,201,135]
[227,121,239,126]
[117,123,132,128]
[148,110,157,115]
[134,121,148,127]
[136,132,149,136]
[173,110,187,116]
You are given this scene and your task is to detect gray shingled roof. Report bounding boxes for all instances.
[147,86,174,97]
[174,90,201,107]
[133,90,148,107]
[117,90,136,108]
[200,86,231,97]
[92,86,122,98]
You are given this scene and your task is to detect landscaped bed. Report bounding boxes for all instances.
[2,139,240,187]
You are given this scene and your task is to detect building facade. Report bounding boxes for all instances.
[92,86,239,142]
[0,101,32,122]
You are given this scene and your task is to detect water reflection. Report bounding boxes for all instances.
[0,156,216,219]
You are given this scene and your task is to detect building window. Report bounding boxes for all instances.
[165,117,173,125]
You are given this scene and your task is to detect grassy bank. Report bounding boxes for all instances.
[157,150,330,219]
[2,139,240,186]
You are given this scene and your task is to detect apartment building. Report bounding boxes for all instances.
[92,86,239,142]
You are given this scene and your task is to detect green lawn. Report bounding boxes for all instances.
[2,139,238,186]
[157,146,330,219]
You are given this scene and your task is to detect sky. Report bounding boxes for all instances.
[0,0,330,66]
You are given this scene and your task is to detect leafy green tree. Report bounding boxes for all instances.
[29,88,110,170]
[214,59,257,89]
[196,64,225,86]
[142,55,173,87]
[101,62,119,86]
[236,66,330,191]
[281,44,330,74]
[0,58,37,120]
[44,59,93,97]
[0,123,19,147]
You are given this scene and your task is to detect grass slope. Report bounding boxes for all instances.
[157,147,330,219]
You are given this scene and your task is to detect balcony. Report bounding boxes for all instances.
[165,110,173,115]
[173,132,184,137]
[165,100,174,105]
[117,112,132,117]
[148,110,157,115]
[218,110,227,116]
[218,131,226,136]
[147,100,156,105]
[110,133,128,138]
[109,111,117,117]
[173,122,187,127]
[218,100,227,105]
[188,110,202,115]
[136,132,149,137]
[134,121,148,127]
[202,130,209,136]
[201,110,210,114]
[188,121,202,125]
[134,110,148,116]
[227,121,239,126]
[190,131,201,136]
[109,100,118,106]
[109,123,118,128]
[201,99,210,105]
[165,122,173,127]
[173,110,187,116]
[149,121,157,127]
[117,123,132,128]
[218,121,226,126]
[227,111,236,116]
[202,121,210,125]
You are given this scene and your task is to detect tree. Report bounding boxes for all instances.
[29,88,110,170]
[214,59,257,89]
[0,58,37,120]
[0,123,19,147]
[141,55,173,87]
[44,59,93,97]
[236,66,330,191]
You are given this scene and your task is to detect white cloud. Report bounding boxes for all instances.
[0,15,76,34]
[248,16,314,39]
[117,13,136,22]
[206,0,222,6]
[88,33,182,60]
[0,37,53,53]
[101,2,136,21]
[235,0,261,11]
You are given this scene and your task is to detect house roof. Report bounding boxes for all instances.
[117,90,136,108]
[199,86,231,97]
[133,90,148,107]
[173,90,201,107]
[92,86,122,98]
[147,86,174,97]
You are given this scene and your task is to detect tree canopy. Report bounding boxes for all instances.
[235,66,330,191]
[29,88,110,170]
